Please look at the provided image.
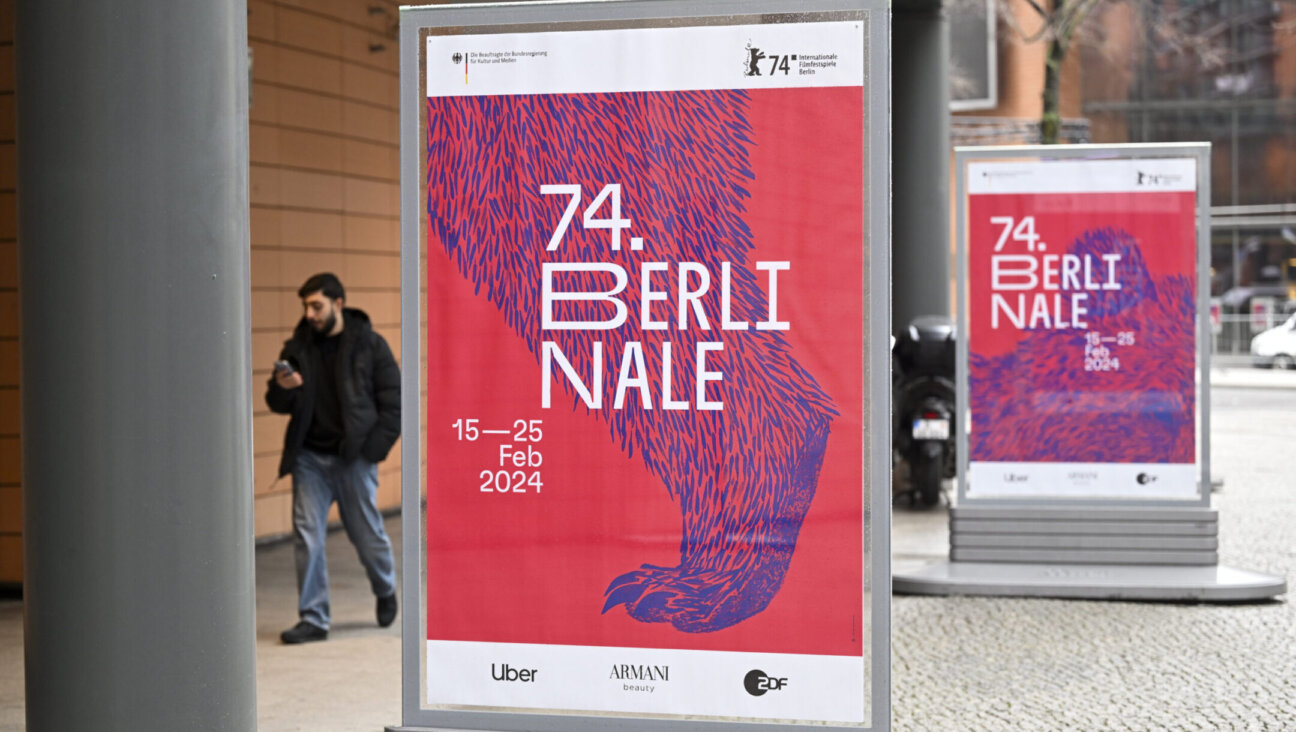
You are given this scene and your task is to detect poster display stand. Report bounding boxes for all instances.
[895,143,1286,601]
[394,1,892,730]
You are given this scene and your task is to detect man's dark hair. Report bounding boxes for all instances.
[299,272,345,301]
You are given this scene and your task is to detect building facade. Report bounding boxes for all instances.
[3,0,1293,586]
[1081,0,1296,352]
[1,0,405,586]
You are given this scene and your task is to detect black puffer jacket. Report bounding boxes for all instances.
[265,308,401,477]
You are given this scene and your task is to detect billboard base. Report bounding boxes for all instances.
[948,505,1221,565]
[893,561,1285,601]
[389,727,495,732]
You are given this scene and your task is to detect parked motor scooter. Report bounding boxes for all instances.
[893,316,957,507]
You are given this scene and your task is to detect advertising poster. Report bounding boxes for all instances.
[965,158,1199,499]
[1251,296,1276,332]
[419,15,872,727]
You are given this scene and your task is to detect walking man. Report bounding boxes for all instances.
[266,273,401,644]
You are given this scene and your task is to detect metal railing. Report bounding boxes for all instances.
[1210,312,1291,360]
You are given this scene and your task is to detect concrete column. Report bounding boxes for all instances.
[17,1,256,729]
[892,1,952,332]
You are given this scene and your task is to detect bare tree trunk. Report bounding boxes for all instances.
[1041,23,1066,144]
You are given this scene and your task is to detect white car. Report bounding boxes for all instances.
[1251,313,1296,369]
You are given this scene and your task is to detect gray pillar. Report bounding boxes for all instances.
[892,2,952,332]
[17,2,256,730]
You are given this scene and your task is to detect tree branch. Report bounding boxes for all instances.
[1022,0,1050,20]
[1001,0,1056,44]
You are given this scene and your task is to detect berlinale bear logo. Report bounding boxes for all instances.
[744,43,766,76]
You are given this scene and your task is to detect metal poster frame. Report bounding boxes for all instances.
[953,143,1213,509]
[396,1,892,730]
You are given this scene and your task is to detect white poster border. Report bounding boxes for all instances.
[425,640,866,724]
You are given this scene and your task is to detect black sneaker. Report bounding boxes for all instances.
[280,621,328,644]
[377,593,397,628]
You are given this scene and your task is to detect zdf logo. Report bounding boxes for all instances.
[744,669,788,696]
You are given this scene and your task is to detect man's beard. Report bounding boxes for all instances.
[313,310,337,334]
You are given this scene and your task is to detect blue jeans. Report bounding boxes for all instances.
[291,448,396,629]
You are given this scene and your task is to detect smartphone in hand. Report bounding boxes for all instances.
[273,359,295,376]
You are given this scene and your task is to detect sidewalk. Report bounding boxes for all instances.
[890,385,1295,729]
[1209,364,1296,390]
[1,384,1292,730]
[252,520,403,731]
[0,521,406,732]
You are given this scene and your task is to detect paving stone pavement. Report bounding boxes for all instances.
[891,386,1296,731]
[2,384,1291,730]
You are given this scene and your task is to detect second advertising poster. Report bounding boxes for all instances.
[964,155,1201,500]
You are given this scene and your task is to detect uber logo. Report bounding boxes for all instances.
[491,663,537,682]
[744,669,788,696]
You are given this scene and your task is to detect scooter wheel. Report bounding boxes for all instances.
[912,451,943,508]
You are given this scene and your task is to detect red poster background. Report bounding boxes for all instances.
[425,87,865,656]
[967,189,1198,465]
[968,192,1196,357]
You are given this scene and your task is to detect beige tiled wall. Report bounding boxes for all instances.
[249,0,403,538]
[0,0,407,584]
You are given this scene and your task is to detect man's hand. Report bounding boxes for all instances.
[275,370,303,390]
